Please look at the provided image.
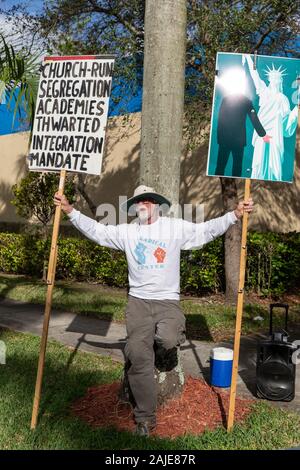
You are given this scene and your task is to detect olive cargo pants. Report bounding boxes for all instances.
[124,295,186,423]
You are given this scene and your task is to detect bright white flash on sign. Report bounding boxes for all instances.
[217,68,248,95]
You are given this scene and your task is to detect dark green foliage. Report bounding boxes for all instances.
[56,237,129,287]
[11,172,76,232]
[0,234,129,288]
[0,231,299,296]
[246,231,300,297]
[180,238,224,294]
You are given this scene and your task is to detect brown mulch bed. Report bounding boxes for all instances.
[71,376,254,439]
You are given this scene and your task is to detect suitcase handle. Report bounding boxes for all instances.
[269,303,289,336]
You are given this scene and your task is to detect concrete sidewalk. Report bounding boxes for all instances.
[0,297,299,413]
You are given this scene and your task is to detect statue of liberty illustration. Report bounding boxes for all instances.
[243,54,298,181]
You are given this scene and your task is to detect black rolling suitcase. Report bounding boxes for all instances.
[256,303,298,402]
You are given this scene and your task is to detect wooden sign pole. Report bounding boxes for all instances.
[227,177,251,432]
[31,168,67,430]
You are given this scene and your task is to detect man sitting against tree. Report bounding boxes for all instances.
[54,185,253,436]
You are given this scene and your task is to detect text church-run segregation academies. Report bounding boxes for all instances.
[29,58,113,173]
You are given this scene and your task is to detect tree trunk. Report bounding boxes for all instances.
[75,174,97,217]
[42,223,50,282]
[220,177,242,303]
[120,0,187,407]
[140,0,187,206]
[119,346,185,407]
[153,345,184,405]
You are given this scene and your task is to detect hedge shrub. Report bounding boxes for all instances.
[0,231,299,296]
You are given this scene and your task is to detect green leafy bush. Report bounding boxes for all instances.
[180,238,224,295]
[0,231,299,296]
[246,232,300,297]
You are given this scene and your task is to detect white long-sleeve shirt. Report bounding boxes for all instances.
[67,209,238,300]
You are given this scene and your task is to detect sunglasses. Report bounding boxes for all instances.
[136,198,157,204]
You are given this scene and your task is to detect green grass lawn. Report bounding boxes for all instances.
[0,327,299,450]
[0,274,299,342]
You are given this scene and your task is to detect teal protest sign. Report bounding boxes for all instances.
[207,52,300,182]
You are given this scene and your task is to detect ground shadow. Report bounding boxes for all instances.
[185,312,214,342]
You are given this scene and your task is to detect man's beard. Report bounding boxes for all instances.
[137,208,149,222]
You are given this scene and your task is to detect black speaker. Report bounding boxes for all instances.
[256,303,298,402]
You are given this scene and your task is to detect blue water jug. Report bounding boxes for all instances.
[210,347,233,387]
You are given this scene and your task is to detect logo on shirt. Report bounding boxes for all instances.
[134,242,147,265]
[153,247,166,263]
[134,238,167,269]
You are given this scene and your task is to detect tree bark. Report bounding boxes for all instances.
[220,177,242,303]
[41,223,50,282]
[75,174,97,217]
[153,345,184,405]
[119,346,184,407]
[140,0,187,206]
[119,0,188,407]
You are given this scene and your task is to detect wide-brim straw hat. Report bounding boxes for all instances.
[121,185,171,215]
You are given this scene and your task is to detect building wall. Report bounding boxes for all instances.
[0,131,29,228]
[0,112,299,233]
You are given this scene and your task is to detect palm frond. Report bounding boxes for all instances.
[0,33,40,131]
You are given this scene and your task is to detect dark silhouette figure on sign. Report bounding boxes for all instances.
[215,94,271,177]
